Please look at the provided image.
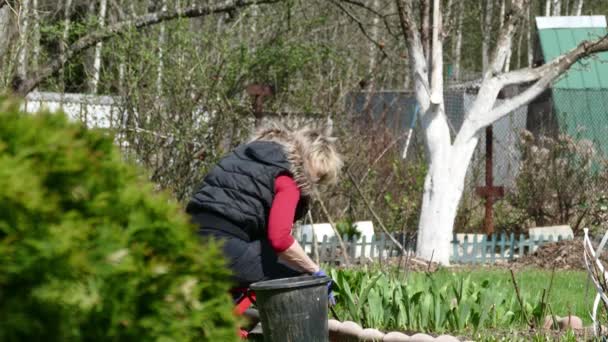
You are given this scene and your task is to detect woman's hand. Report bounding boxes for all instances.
[277,240,319,274]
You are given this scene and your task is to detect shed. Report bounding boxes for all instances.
[528,16,608,155]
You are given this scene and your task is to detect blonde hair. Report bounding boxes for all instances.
[251,118,343,190]
[294,121,343,187]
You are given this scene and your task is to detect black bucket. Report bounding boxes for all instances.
[250,275,330,342]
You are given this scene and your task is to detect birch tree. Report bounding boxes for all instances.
[90,0,108,93]
[17,0,30,81]
[573,0,584,15]
[10,0,282,96]
[395,0,608,264]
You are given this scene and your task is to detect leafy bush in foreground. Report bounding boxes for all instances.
[0,98,237,341]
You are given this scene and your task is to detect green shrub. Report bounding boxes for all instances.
[0,98,237,342]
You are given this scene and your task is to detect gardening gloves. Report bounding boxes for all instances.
[312,269,336,306]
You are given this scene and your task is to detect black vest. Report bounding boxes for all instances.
[187,141,309,241]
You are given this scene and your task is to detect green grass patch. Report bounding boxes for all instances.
[328,265,593,335]
[418,267,591,324]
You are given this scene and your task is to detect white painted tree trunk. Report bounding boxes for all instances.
[416,143,475,263]
[90,0,108,93]
[545,0,552,16]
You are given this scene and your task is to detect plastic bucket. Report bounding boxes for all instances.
[250,275,330,342]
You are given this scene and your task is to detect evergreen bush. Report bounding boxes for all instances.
[0,97,237,341]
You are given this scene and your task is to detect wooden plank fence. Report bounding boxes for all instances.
[298,232,572,264]
[451,232,570,263]
[298,233,411,265]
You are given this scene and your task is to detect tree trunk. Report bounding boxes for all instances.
[0,3,15,63]
[90,0,108,93]
[32,0,39,72]
[156,0,166,101]
[482,0,494,72]
[573,0,583,15]
[552,0,561,16]
[416,125,478,264]
[527,4,533,67]
[420,0,431,63]
[368,0,380,76]
[60,0,74,92]
[451,0,463,81]
[499,0,505,30]
[545,0,551,16]
[18,0,31,81]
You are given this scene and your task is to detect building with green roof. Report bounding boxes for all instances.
[527,16,608,155]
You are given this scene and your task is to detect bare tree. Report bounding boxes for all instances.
[60,0,74,92]
[552,0,561,16]
[10,0,282,96]
[573,0,584,15]
[481,0,494,71]
[451,0,464,81]
[90,0,108,93]
[395,0,608,264]
[17,0,31,81]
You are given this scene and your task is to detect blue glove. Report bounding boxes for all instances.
[313,269,336,306]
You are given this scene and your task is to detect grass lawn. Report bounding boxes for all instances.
[420,267,592,324]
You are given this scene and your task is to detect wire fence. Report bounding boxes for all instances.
[344,86,608,192]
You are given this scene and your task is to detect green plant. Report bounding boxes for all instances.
[0,98,237,341]
[336,219,362,241]
[329,267,578,335]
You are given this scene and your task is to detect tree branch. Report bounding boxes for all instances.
[483,34,608,129]
[395,0,430,110]
[487,0,528,76]
[12,0,282,96]
[429,0,442,105]
[329,0,389,61]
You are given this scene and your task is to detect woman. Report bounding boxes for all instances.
[186,121,341,293]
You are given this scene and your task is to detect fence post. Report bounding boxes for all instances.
[370,234,376,259]
[463,236,470,263]
[490,233,497,263]
[474,234,480,264]
[509,233,515,260]
[301,233,308,256]
[379,233,386,264]
[499,232,506,261]
[452,233,459,263]
[481,234,488,264]
[360,235,367,264]
[518,234,526,258]
[321,235,328,264]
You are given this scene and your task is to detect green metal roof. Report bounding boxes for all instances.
[538,27,608,89]
[536,17,608,155]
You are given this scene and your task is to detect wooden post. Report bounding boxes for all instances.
[476,126,505,235]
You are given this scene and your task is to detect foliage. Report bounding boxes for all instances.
[0,98,237,342]
[329,267,589,335]
[335,218,361,241]
[508,130,605,233]
[324,119,426,234]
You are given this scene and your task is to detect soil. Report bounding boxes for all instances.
[508,238,586,271]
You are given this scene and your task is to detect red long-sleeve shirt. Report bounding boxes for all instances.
[267,175,300,252]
